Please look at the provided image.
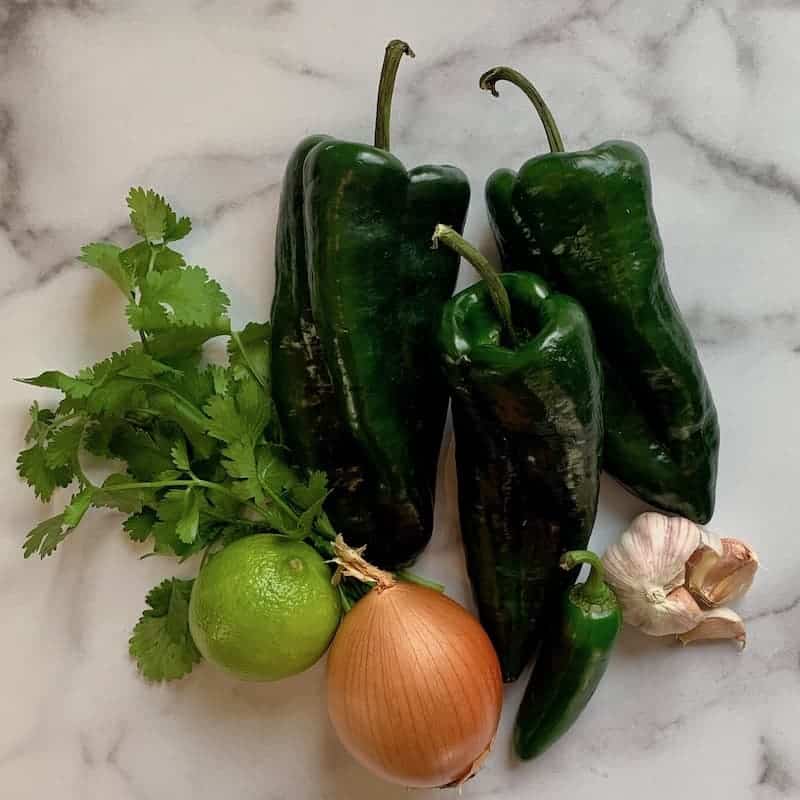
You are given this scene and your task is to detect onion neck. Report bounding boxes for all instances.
[479,66,565,153]
[374,39,415,151]
[432,224,519,348]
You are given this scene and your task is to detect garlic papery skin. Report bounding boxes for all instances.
[677,608,746,649]
[602,513,707,634]
[686,538,759,608]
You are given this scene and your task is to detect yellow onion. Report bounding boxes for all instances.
[326,581,503,788]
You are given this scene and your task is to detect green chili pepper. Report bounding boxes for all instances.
[270,41,469,568]
[514,549,621,760]
[436,225,603,682]
[481,67,719,524]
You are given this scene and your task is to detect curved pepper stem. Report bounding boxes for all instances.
[432,224,519,348]
[374,39,415,151]
[561,550,612,604]
[479,66,565,154]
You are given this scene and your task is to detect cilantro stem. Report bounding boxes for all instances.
[141,382,206,423]
[146,246,158,276]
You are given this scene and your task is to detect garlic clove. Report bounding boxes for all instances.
[686,538,759,608]
[635,586,705,636]
[677,607,746,649]
[602,513,704,631]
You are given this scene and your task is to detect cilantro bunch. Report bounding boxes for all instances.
[16,189,349,682]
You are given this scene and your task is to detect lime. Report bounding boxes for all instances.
[189,535,341,681]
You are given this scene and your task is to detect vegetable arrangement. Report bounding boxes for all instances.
[15,39,759,788]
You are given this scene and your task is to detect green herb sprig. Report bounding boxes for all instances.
[16,189,352,682]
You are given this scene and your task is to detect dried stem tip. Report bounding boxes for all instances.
[330,535,395,591]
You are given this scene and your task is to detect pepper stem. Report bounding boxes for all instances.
[479,66,565,153]
[432,224,519,348]
[561,550,611,604]
[374,39,415,151]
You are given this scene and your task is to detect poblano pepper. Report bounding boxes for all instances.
[481,67,719,524]
[271,41,469,569]
[435,225,603,682]
[514,550,621,760]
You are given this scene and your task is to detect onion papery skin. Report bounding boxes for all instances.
[326,582,503,788]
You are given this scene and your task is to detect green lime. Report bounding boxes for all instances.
[189,535,341,681]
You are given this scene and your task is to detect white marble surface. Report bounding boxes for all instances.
[1,1,798,797]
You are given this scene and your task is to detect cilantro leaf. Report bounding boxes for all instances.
[204,376,269,447]
[119,240,187,282]
[228,322,271,387]
[79,243,133,296]
[127,188,173,244]
[63,486,93,528]
[170,438,191,472]
[151,488,210,555]
[163,210,192,244]
[123,509,157,543]
[146,323,230,361]
[287,472,329,539]
[17,443,73,501]
[119,240,151,280]
[106,423,177,481]
[129,578,201,682]
[77,349,176,416]
[258,444,298,493]
[127,266,230,332]
[19,370,93,400]
[175,488,201,544]
[220,440,264,505]
[206,485,241,517]
[45,422,84,470]
[23,491,90,557]
[83,418,116,458]
[24,401,56,443]
[23,513,66,558]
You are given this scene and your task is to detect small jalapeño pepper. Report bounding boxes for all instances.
[514,550,621,760]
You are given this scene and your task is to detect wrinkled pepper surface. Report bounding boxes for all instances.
[271,41,469,568]
[481,67,719,524]
[436,226,603,681]
[515,550,621,760]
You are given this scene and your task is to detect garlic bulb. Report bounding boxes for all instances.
[686,538,759,607]
[602,513,708,635]
[603,513,757,644]
[677,608,746,648]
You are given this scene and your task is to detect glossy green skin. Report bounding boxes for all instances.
[514,581,621,760]
[271,136,469,568]
[439,272,603,681]
[487,141,719,523]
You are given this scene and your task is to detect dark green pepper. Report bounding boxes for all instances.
[515,550,621,760]
[436,226,603,681]
[271,41,469,568]
[481,67,719,524]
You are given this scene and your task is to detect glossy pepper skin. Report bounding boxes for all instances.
[514,550,621,760]
[271,42,469,568]
[436,233,603,682]
[482,68,719,524]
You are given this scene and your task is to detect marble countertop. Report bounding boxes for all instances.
[2,1,798,798]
